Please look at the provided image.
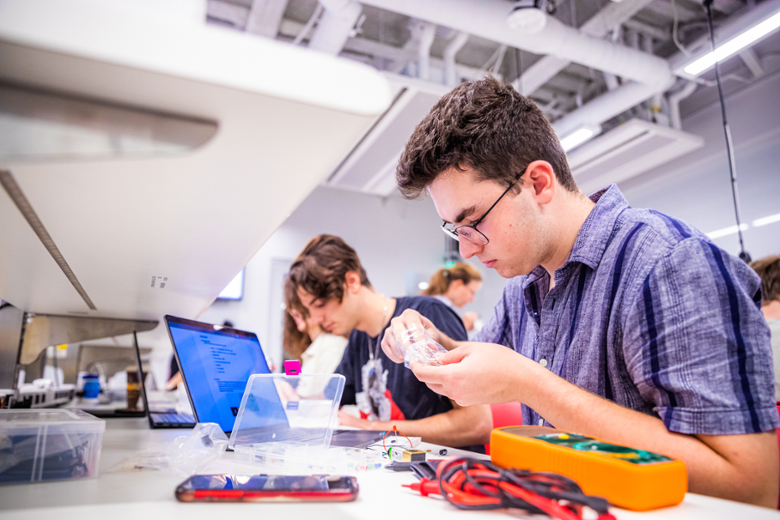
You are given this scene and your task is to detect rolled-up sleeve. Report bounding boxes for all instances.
[623,237,778,435]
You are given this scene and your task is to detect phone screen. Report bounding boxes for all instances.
[175,474,359,502]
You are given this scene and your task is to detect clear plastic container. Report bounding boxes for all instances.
[0,409,105,484]
[229,373,345,450]
[393,324,448,368]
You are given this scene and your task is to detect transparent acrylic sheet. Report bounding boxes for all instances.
[233,442,383,475]
[108,422,228,478]
[229,373,345,450]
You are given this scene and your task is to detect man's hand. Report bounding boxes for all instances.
[410,342,540,406]
[381,309,449,363]
[338,403,492,447]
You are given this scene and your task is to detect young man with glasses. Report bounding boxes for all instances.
[381,76,778,507]
[288,234,492,451]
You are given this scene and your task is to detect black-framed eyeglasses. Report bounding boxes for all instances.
[441,174,521,245]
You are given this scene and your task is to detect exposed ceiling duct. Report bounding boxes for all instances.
[308,0,362,54]
[551,80,671,139]
[443,31,470,87]
[204,0,780,198]
[516,0,657,96]
[355,0,675,152]
[358,0,671,86]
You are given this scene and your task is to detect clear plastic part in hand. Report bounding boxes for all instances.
[394,324,448,369]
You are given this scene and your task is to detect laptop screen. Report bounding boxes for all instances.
[165,315,270,433]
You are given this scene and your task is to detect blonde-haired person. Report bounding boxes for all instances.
[422,263,483,331]
[283,277,348,376]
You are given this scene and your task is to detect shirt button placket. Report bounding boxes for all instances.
[539,358,548,367]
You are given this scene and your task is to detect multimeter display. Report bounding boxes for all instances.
[534,432,672,465]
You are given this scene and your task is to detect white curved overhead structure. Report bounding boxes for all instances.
[0,0,392,322]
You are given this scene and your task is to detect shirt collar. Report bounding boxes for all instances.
[520,184,629,293]
[565,184,630,270]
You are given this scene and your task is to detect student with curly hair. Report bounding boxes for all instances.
[381,76,777,507]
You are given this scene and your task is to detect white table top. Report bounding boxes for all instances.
[1,418,778,520]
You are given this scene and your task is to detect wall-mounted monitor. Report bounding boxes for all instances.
[217,269,244,301]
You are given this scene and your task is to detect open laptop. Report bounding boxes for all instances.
[164,315,386,447]
[132,331,196,428]
[75,344,149,418]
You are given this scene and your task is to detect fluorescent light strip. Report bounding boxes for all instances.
[706,223,750,239]
[752,212,780,227]
[560,128,597,152]
[684,11,780,76]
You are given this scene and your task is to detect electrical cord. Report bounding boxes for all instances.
[702,0,751,263]
[403,457,616,520]
[383,425,413,457]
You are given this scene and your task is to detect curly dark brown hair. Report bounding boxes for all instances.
[750,255,780,304]
[288,234,372,305]
[396,76,577,199]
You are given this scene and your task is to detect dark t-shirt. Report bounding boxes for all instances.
[336,296,483,452]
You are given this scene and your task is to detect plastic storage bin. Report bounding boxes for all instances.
[0,409,105,484]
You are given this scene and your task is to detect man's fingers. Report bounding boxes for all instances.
[410,361,448,384]
[437,345,469,365]
[380,328,404,363]
[382,309,429,362]
[424,382,448,397]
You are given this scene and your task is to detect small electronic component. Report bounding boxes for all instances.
[490,426,687,511]
[390,448,426,463]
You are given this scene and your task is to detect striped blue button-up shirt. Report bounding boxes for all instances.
[476,185,778,435]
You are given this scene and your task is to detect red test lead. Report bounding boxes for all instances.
[402,457,616,520]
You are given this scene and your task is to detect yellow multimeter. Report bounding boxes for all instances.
[490,426,687,511]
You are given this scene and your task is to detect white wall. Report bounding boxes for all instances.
[198,186,507,370]
[619,70,780,260]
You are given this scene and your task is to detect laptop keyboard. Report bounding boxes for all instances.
[152,412,196,424]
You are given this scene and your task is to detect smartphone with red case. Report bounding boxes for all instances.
[175,474,359,502]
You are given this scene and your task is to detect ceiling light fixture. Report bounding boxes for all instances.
[706,223,749,239]
[752,212,780,227]
[506,0,548,33]
[678,4,780,77]
[559,125,601,152]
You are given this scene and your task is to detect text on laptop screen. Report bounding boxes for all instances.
[168,320,270,433]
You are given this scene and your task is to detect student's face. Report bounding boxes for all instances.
[296,286,357,337]
[428,166,547,279]
[447,280,482,308]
